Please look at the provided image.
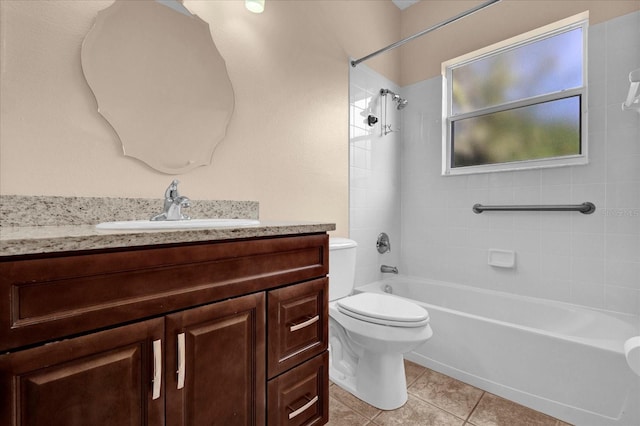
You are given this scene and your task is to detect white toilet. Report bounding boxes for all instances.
[328,238,433,410]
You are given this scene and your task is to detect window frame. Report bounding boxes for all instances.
[441,12,589,176]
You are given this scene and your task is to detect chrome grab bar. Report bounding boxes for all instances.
[472,202,595,215]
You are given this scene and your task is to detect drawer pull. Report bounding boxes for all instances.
[290,315,319,332]
[177,333,186,390]
[288,395,319,420]
[152,339,162,400]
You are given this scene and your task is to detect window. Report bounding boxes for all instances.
[442,12,588,175]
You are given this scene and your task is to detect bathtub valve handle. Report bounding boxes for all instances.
[377,232,391,254]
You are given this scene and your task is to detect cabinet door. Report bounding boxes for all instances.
[0,318,164,426]
[165,293,266,426]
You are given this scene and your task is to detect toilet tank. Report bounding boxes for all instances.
[328,238,358,301]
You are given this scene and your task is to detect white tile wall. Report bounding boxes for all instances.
[350,11,640,315]
[349,65,403,287]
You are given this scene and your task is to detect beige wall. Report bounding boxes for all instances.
[399,0,640,86]
[0,0,401,237]
[2,0,637,236]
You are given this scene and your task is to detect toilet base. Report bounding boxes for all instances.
[329,348,408,410]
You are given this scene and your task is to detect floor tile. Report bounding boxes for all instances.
[326,396,370,426]
[329,366,571,426]
[330,382,382,420]
[408,368,484,419]
[404,359,427,387]
[372,394,465,426]
[467,393,570,426]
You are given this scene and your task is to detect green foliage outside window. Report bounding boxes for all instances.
[443,16,587,174]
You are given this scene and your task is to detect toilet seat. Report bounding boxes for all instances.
[336,293,429,328]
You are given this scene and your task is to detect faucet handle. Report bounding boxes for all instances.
[376,232,391,254]
[165,179,180,200]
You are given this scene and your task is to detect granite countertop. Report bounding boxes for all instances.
[0,195,335,257]
[0,221,336,257]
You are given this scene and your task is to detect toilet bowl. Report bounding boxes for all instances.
[328,238,433,410]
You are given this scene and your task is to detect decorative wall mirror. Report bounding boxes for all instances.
[81,0,235,174]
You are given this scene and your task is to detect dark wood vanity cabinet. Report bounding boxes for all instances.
[0,234,329,426]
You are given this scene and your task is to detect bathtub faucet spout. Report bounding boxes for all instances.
[381,265,398,274]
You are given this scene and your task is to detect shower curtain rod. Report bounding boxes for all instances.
[350,0,501,68]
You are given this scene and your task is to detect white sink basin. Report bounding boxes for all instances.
[96,218,260,230]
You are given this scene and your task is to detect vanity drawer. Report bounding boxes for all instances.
[267,352,329,426]
[267,278,328,378]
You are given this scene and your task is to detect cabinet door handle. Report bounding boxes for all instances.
[152,339,162,400]
[177,332,186,390]
[290,315,319,332]
[288,395,318,420]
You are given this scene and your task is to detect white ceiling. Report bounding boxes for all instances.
[391,0,421,10]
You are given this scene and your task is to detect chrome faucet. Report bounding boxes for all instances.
[381,265,398,274]
[151,180,191,221]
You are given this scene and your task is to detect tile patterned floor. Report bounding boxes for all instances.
[327,360,572,426]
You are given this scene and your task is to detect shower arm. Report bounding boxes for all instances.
[351,0,501,68]
[381,88,407,110]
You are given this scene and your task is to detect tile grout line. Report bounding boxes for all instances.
[405,363,485,424]
[464,391,486,425]
[329,394,372,425]
[405,385,481,424]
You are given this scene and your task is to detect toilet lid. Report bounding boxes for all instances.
[337,293,429,327]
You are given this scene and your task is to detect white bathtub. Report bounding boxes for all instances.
[356,276,640,426]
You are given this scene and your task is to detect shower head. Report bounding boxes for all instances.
[380,88,408,110]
